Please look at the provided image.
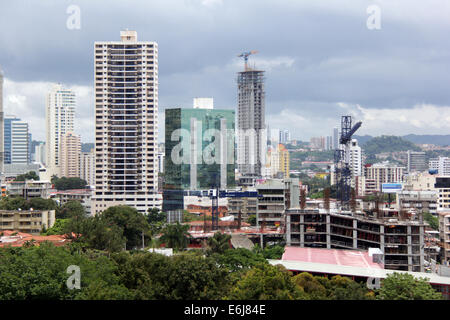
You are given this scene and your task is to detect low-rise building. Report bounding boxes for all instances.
[6,180,52,199]
[396,190,437,215]
[0,209,55,234]
[438,209,450,264]
[285,208,426,272]
[49,189,92,215]
[256,178,300,228]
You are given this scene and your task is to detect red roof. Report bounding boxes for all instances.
[0,230,70,247]
[282,246,383,269]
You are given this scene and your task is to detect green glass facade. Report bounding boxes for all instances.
[164,108,235,188]
[163,108,235,212]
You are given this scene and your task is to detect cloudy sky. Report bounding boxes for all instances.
[1,0,450,143]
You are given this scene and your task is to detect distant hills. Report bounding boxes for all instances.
[361,135,421,156]
[354,134,450,146]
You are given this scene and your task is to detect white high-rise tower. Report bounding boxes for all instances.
[45,84,76,177]
[92,30,161,214]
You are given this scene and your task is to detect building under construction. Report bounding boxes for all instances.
[285,208,426,272]
[236,51,266,177]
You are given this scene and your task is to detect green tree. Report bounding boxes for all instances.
[41,219,69,235]
[376,272,443,300]
[247,215,257,226]
[15,171,39,181]
[57,200,86,219]
[227,263,308,300]
[206,232,231,255]
[293,272,328,300]
[253,244,285,259]
[159,222,191,251]
[147,208,167,236]
[327,275,374,300]
[111,251,230,300]
[211,248,267,273]
[424,212,439,231]
[102,205,151,250]
[0,243,130,300]
[52,176,87,190]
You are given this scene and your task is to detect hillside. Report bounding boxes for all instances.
[354,134,450,146]
[362,135,421,156]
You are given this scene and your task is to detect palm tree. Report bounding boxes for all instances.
[207,232,231,255]
[159,222,191,251]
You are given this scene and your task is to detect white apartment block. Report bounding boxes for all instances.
[348,139,362,188]
[430,157,450,176]
[92,30,161,215]
[193,97,213,109]
[46,84,75,177]
[59,132,81,178]
[364,162,405,192]
[79,150,95,186]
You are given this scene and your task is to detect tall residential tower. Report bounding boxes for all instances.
[236,68,266,176]
[92,30,161,214]
[45,84,76,177]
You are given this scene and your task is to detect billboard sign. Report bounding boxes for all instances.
[382,183,403,193]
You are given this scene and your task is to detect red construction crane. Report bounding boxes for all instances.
[237,50,258,71]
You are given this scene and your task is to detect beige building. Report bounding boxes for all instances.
[0,210,55,234]
[92,30,161,214]
[363,162,405,193]
[79,149,95,186]
[438,210,450,264]
[46,84,76,177]
[59,132,81,178]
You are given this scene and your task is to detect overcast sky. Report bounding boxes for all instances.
[1,0,450,143]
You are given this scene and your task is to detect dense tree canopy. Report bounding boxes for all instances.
[52,176,88,190]
[15,171,39,181]
[376,273,443,300]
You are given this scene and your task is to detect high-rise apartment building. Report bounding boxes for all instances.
[79,149,95,186]
[237,68,265,177]
[429,157,450,176]
[348,139,362,187]
[59,132,81,178]
[4,115,21,164]
[11,121,30,164]
[364,162,405,192]
[45,84,75,176]
[333,127,339,149]
[0,71,4,176]
[34,142,46,165]
[407,150,427,173]
[92,30,160,214]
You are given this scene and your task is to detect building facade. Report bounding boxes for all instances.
[237,69,266,177]
[430,157,450,176]
[46,84,76,177]
[163,107,235,212]
[0,209,55,234]
[285,208,426,272]
[59,132,81,178]
[407,151,427,173]
[92,30,160,215]
[79,150,95,186]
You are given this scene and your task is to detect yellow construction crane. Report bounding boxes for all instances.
[237,50,258,71]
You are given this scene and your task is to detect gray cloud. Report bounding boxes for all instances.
[1,0,450,143]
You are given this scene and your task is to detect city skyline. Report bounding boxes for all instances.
[0,1,450,143]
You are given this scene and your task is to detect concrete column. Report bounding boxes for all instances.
[380,225,385,254]
[326,214,331,249]
[407,226,412,271]
[353,219,357,249]
[286,214,291,246]
[300,213,304,247]
[419,225,425,272]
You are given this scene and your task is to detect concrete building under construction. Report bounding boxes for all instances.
[285,208,427,272]
[236,67,266,177]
